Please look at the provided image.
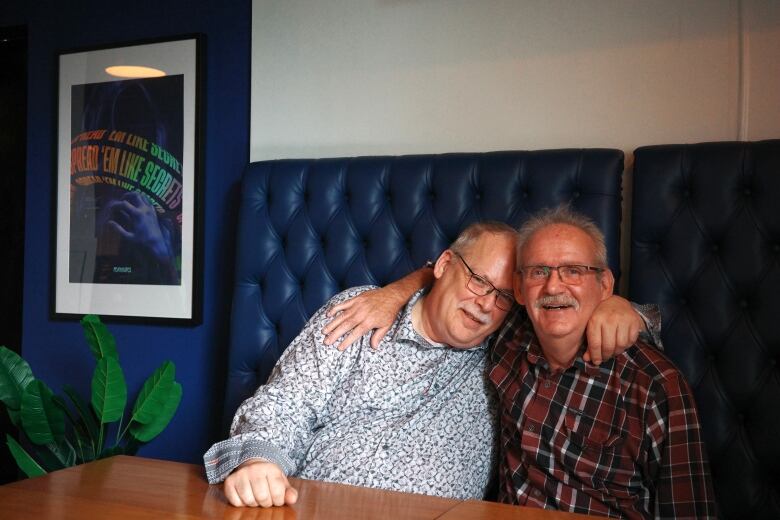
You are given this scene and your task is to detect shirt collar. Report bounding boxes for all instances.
[522,333,601,377]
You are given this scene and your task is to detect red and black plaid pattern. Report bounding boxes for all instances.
[489,306,717,519]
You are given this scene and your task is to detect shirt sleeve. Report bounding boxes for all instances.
[645,373,717,519]
[202,287,375,484]
[632,303,664,351]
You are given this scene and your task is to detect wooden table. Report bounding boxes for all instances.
[0,456,589,519]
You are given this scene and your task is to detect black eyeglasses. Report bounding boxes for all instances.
[518,264,604,286]
[453,252,515,311]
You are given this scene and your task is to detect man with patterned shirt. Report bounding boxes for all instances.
[204,222,519,507]
[325,208,713,518]
[494,206,716,518]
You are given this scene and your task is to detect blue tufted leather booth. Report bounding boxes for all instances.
[629,140,780,519]
[223,149,625,429]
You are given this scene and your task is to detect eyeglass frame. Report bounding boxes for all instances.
[452,252,515,311]
[517,264,605,285]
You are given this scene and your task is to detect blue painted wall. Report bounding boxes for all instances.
[1,0,250,463]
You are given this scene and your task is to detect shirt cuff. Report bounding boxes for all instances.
[203,438,296,484]
[631,302,664,351]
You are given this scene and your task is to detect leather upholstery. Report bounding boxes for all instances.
[224,149,624,428]
[629,140,780,519]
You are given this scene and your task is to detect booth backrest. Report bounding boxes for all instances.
[629,140,780,519]
[223,149,624,427]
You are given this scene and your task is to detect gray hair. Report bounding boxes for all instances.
[515,205,608,268]
[449,220,518,255]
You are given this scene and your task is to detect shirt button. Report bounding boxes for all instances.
[534,489,542,497]
[528,424,535,432]
[544,380,551,389]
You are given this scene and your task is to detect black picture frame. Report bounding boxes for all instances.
[53,35,204,325]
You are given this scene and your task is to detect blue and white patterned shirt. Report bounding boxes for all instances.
[204,286,498,500]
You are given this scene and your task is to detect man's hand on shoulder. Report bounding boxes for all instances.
[585,295,644,365]
[223,459,298,508]
[322,267,436,350]
[323,288,399,350]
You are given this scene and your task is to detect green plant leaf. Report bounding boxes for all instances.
[0,346,35,410]
[130,361,175,425]
[98,445,125,459]
[123,436,142,456]
[63,384,99,447]
[91,357,127,424]
[130,382,182,442]
[6,434,46,478]
[80,315,118,361]
[7,407,20,427]
[43,442,70,469]
[20,380,65,445]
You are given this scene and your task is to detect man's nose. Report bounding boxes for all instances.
[474,290,498,311]
[543,268,565,292]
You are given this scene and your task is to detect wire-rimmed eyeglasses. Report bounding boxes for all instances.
[453,252,515,311]
[518,264,604,286]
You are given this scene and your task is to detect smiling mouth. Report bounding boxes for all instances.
[542,303,574,310]
[535,296,579,311]
[462,309,482,323]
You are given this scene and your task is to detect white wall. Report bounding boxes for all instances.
[250,0,780,288]
[251,0,780,161]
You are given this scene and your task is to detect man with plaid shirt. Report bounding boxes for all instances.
[492,206,716,518]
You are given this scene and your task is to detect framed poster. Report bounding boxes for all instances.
[54,35,203,324]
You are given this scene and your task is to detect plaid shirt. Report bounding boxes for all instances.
[489,306,716,519]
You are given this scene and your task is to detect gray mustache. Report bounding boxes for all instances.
[534,295,579,309]
[458,301,493,325]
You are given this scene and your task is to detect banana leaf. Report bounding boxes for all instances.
[43,440,73,469]
[130,382,181,442]
[123,436,142,456]
[91,357,127,424]
[130,361,175,425]
[6,434,46,478]
[7,407,20,427]
[20,380,65,445]
[63,384,99,447]
[0,346,35,410]
[98,445,125,459]
[80,315,118,361]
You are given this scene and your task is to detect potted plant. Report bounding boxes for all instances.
[0,315,182,477]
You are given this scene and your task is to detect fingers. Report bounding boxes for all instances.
[323,314,357,346]
[325,299,352,319]
[105,220,133,239]
[336,325,369,351]
[285,485,299,505]
[223,461,294,508]
[369,325,391,349]
[225,477,259,507]
[585,322,603,366]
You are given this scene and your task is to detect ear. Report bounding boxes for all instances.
[433,249,455,280]
[513,271,526,306]
[599,269,615,301]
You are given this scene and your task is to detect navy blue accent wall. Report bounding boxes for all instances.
[1,0,250,463]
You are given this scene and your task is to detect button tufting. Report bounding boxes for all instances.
[711,244,719,252]
[739,300,748,309]
[774,244,780,253]
[572,191,580,198]
[770,359,777,367]
[744,188,752,196]
[680,298,687,305]
[683,189,691,198]
[475,192,481,200]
